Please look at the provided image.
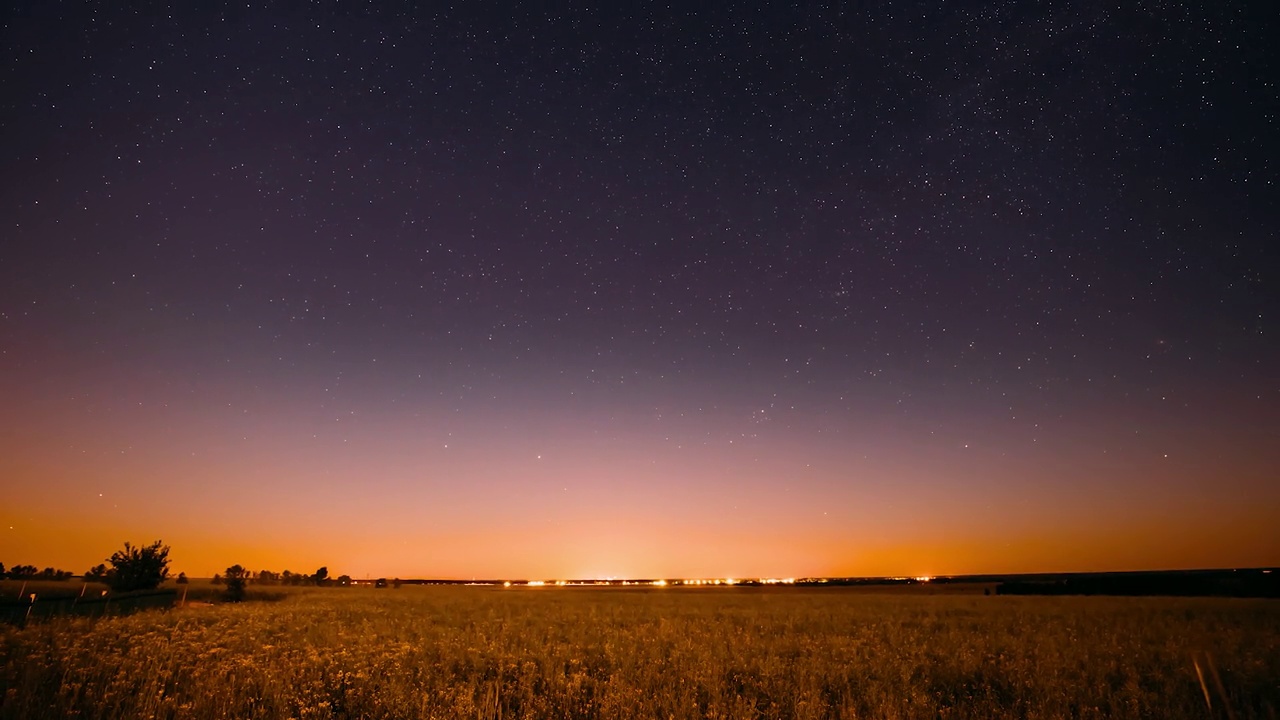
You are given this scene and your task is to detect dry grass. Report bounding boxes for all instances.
[1,586,1277,719]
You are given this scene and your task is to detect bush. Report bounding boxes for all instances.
[106,541,171,593]
[224,565,248,602]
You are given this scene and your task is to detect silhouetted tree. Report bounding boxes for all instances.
[337,574,352,586]
[0,562,5,579]
[176,572,189,584]
[9,564,38,579]
[211,573,223,585]
[392,577,402,589]
[224,564,248,602]
[84,564,110,582]
[281,570,296,586]
[313,566,329,586]
[256,569,279,585]
[106,540,171,592]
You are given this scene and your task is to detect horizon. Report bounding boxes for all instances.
[185,566,1280,583]
[10,556,1280,584]
[5,539,1278,583]
[7,562,1277,586]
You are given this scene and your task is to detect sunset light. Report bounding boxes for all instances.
[0,0,1275,585]
[2,3,1277,718]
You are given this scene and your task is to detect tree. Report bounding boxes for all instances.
[313,566,329,586]
[0,562,5,579]
[106,541,171,592]
[84,564,110,582]
[9,564,38,579]
[176,572,189,584]
[224,564,248,602]
[211,573,223,585]
[337,574,352,586]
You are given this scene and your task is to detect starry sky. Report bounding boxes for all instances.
[1,2,1276,580]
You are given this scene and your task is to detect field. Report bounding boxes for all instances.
[2,585,1278,719]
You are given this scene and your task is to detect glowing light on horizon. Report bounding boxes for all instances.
[677,578,748,586]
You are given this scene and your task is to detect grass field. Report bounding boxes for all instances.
[2,585,1277,719]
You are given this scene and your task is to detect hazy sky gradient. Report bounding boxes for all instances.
[2,2,1276,578]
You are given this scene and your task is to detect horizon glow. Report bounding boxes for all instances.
[2,4,1276,579]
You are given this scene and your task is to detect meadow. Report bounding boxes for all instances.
[1,585,1277,719]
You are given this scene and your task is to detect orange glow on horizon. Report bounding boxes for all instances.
[2,496,1277,581]
[2,374,1277,579]
[2,0,1277,600]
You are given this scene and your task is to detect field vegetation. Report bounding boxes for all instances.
[2,585,1277,719]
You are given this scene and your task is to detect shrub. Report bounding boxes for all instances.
[106,541,171,592]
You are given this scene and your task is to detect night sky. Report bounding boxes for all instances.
[2,3,1276,580]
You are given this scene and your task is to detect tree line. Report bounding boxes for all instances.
[0,564,76,581]
[4,541,361,602]
[1,541,174,593]
[210,566,353,588]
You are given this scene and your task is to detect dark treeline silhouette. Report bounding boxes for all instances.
[2,540,368,623]
[996,569,1278,598]
[3,541,171,592]
[215,564,360,602]
[212,566,352,587]
[1,541,175,625]
[0,564,75,581]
